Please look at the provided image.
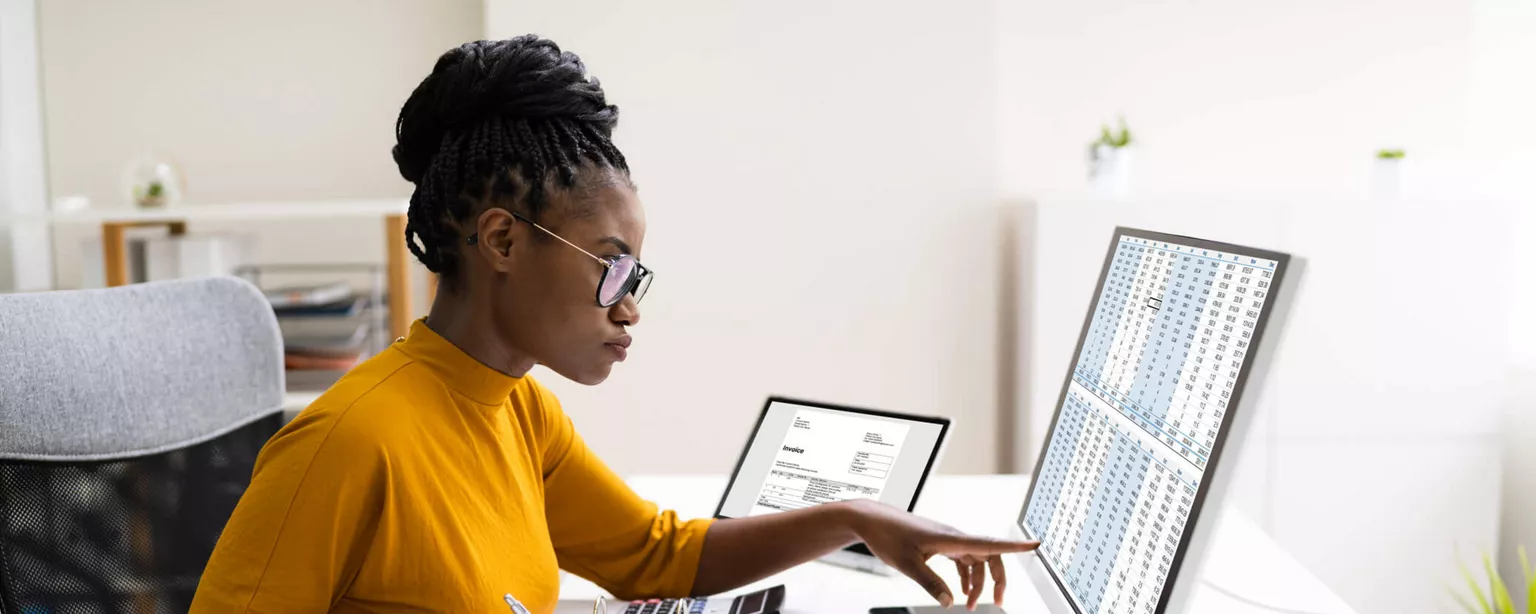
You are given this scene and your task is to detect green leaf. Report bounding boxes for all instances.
[1522,546,1532,581]
[1522,546,1534,614]
[1486,554,1515,613]
[1452,590,1485,614]
[1461,552,1496,614]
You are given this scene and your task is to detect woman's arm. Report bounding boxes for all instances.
[690,501,860,594]
[693,499,1039,610]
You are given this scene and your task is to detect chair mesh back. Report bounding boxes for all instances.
[0,415,280,614]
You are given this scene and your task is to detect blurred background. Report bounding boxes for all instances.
[0,1,1532,612]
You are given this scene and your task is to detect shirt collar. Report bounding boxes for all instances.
[395,319,521,405]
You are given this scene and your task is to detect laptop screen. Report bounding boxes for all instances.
[1019,228,1289,614]
[715,397,948,519]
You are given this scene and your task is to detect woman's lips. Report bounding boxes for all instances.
[605,343,628,361]
[606,335,632,361]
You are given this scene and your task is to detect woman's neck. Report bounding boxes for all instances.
[422,287,538,378]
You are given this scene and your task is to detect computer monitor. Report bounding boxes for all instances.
[1017,227,1290,614]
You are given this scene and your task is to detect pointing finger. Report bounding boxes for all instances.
[933,535,1041,557]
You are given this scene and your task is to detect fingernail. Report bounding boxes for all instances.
[940,594,953,608]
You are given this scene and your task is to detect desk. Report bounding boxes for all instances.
[1,199,426,338]
[558,475,1355,614]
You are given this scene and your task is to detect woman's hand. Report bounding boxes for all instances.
[846,499,1040,610]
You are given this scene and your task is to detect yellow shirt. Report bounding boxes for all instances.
[191,320,713,613]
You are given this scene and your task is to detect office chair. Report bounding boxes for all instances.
[0,277,285,613]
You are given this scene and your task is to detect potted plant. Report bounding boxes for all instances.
[134,180,167,208]
[121,151,183,209]
[1373,148,1405,199]
[1089,117,1135,197]
[1451,547,1533,613]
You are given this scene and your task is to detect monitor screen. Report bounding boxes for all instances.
[1020,228,1290,614]
[715,397,948,519]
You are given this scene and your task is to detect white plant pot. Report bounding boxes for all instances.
[1373,158,1402,199]
[1090,145,1134,198]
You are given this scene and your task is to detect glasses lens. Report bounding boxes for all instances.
[599,255,638,306]
[632,270,652,304]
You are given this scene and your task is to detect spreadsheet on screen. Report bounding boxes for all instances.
[1022,231,1286,614]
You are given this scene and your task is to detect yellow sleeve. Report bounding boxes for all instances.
[191,405,386,613]
[532,383,715,600]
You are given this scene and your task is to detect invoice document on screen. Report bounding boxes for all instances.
[749,408,911,515]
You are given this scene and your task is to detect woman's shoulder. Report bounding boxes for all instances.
[280,349,451,446]
[508,372,568,421]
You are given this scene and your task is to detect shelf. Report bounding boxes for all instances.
[0,198,407,225]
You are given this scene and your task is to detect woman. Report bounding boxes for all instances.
[192,35,1037,614]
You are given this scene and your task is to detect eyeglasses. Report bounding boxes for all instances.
[467,212,653,308]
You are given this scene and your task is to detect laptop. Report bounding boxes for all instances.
[553,397,949,613]
[713,396,952,574]
[994,228,1291,613]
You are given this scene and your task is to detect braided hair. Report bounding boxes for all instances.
[392,35,629,281]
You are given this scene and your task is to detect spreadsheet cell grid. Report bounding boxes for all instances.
[1025,234,1280,614]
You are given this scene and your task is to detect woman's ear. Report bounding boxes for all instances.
[474,208,519,272]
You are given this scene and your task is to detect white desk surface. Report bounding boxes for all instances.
[0,198,407,225]
[559,474,1355,614]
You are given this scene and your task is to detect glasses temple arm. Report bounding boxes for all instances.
[508,211,612,268]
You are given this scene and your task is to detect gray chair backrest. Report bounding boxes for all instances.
[0,276,285,461]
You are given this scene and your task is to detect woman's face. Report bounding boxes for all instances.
[478,169,646,385]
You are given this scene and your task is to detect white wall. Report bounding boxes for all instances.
[1503,368,1535,613]
[486,0,1006,475]
[1474,1,1536,599]
[1501,182,1536,612]
[37,0,482,289]
[995,0,1477,200]
[0,0,52,292]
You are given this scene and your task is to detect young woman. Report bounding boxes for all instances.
[192,35,1037,614]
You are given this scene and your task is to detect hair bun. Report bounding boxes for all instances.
[393,35,618,184]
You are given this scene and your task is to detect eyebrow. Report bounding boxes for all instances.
[599,236,632,254]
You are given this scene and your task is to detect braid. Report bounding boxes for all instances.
[404,190,435,271]
[524,118,557,205]
[557,119,588,180]
[553,119,582,186]
[527,119,557,207]
[580,122,627,169]
[391,35,630,282]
